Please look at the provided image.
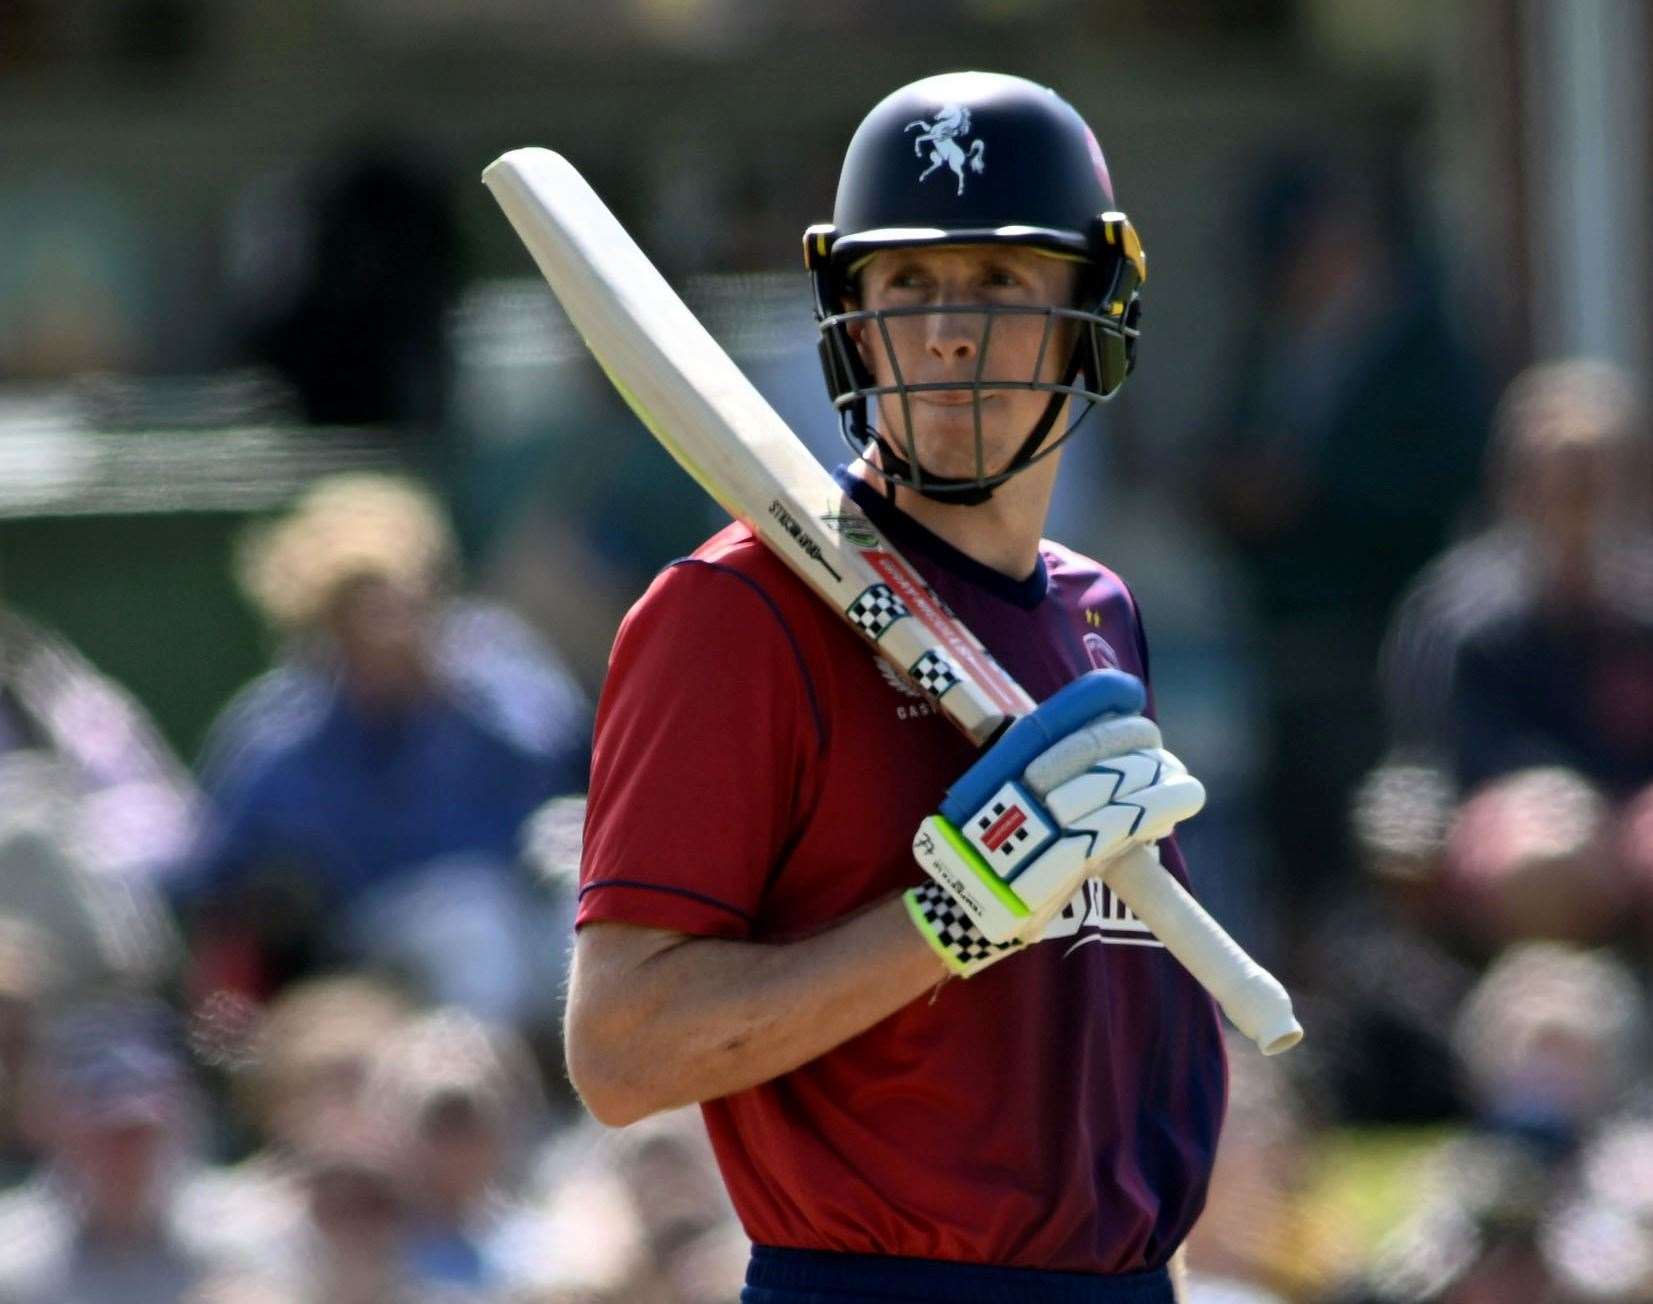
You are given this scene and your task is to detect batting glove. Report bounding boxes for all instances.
[904,670,1205,976]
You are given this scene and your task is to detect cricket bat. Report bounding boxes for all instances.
[483,147,1302,1055]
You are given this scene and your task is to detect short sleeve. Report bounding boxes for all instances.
[577,558,825,939]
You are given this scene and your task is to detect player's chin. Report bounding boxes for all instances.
[901,436,1023,487]
[886,404,1009,476]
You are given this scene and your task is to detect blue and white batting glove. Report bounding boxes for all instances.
[903,670,1205,976]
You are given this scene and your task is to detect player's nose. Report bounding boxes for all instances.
[924,308,983,363]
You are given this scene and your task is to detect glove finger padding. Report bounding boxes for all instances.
[1008,767,1206,917]
[1023,715,1163,798]
[1054,763,1205,846]
[1125,770,1205,842]
[1042,747,1191,824]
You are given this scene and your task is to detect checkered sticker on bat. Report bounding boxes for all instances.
[907,649,960,698]
[846,584,909,641]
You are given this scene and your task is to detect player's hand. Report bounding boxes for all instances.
[904,670,1205,976]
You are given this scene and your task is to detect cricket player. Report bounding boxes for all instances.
[568,71,1226,1303]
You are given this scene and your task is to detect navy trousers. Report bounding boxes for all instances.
[741,1245,1177,1304]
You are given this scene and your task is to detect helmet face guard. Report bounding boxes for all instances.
[805,214,1145,500]
[805,72,1147,503]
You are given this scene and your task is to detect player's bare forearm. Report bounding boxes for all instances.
[566,894,947,1126]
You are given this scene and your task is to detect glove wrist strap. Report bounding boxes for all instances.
[904,883,1023,977]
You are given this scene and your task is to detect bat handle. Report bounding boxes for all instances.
[1102,845,1302,1055]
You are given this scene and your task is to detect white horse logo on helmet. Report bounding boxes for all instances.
[905,105,986,196]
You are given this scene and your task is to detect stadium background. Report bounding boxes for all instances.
[0,2,1649,1301]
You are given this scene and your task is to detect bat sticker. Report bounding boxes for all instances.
[768,500,843,582]
[846,584,910,641]
[820,512,881,549]
[908,649,962,698]
[863,550,1026,717]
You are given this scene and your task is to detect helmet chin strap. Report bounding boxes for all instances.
[861,359,1078,506]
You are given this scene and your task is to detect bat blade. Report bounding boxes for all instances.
[483,148,1029,743]
[483,147,1301,1055]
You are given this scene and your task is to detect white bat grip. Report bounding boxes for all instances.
[1103,845,1302,1055]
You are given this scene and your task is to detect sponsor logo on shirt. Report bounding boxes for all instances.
[1045,877,1163,952]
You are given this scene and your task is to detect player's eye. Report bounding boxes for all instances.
[982,266,1025,290]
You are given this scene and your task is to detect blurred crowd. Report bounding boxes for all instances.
[0,130,1649,1303]
[1182,352,1653,1303]
[0,468,759,1303]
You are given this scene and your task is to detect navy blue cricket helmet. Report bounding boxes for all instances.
[804,71,1147,502]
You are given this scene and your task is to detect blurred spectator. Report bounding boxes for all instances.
[0,997,211,1303]
[1348,762,1458,906]
[1382,358,1653,793]
[285,1121,425,1304]
[0,595,196,992]
[1622,784,1653,951]
[1541,1115,1653,1301]
[530,1107,747,1303]
[1343,1134,1557,1304]
[0,596,199,883]
[367,1008,561,1299]
[225,139,459,435]
[178,474,588,1028]
[188,1000,560,1304]
[1441,767,1630,953]
[0,917,65,1188]
[236,977,411,1161]
[1334,946,1646,1302]
[1199,152,1491,931]
[1287,763,1471,1126]
[596,1109,749,1304]
[0,179,153,378]
[0,755,183,1001]
[197,1110,441,1304]
[1371,360,1653,976]
[178,975,412,1272]
[1450,942,1642,1159]
[1183,1032,1347,1302]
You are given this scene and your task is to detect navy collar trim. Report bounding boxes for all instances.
[835,467,1049,609]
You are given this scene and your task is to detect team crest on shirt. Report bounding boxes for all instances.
[874,656,937,720]
[1082,631,1120,671]
[1045,877,1163,952]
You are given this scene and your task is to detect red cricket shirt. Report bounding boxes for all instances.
[578,472,1226,1273]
